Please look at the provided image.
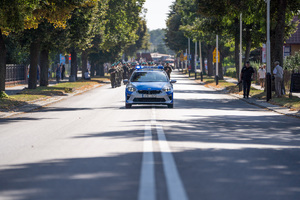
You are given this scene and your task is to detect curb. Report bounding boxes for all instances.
[0,84,104,119]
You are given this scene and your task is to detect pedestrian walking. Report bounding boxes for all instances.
[128,63,136,79]
[240,61,255,98]
[258,65,266,88]
[273,61,284,97]
[55,63,61,83]
[61,64,65,80]
[122,63,129,80]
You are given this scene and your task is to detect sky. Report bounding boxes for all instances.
[144,0,174,30]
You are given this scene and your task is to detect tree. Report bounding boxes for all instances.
[269,0,300,68]
[0,0,97,92]
[124,19,150,59]
[165,2,189,53]
[0,1,39,93]
[65,2,104,81]
[89,0,146,76]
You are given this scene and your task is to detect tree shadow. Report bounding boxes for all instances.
[0,154,142,200]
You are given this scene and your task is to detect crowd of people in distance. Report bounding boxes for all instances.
[108,61,173,88]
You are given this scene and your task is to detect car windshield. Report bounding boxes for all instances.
[131,71,168,82]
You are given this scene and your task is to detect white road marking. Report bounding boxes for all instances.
[138,125,156,200]
[151,108,156,124]
[156,125,189,200]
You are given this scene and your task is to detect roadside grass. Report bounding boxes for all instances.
[0,77,109,112]
[196,75,300,111]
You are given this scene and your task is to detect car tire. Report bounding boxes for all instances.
[167,104,173,108]
[125,103,132,108]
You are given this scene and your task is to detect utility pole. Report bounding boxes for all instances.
[188,38,191,77]
[195,40,197,79]
[239,13,243,91]
[266,0,272,101]
[216,35,219,85]
[199,41,203,82]
[186,49,188,70]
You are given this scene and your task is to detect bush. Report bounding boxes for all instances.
[284,52,300,71]
[0,91,9,99]
[225,67,236,78]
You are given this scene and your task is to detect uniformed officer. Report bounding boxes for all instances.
[128,62,136,78]
[122,62,129,80]
[108,64,117,88]
[115,63,120,87]
[117,63,124,86]
[164,63,172,79]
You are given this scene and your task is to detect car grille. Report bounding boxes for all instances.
[133,98,166,102]
[138,90,161,94]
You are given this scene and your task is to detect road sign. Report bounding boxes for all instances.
[213,48,220,63]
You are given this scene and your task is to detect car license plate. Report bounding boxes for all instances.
[143,94,156,98]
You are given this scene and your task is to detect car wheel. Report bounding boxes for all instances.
[125,103,132,108]
[167,104,173,108]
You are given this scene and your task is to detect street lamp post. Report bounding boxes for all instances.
[195,41,197,79]
[188,38,191,77]
[266,0,272,101]
[239,13,243,92]
[216,35,219,85]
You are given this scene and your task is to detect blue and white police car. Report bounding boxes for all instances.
[124,66,176,108]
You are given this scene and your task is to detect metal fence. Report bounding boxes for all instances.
[5,64,26,82]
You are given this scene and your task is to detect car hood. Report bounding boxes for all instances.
[131,82,169,90]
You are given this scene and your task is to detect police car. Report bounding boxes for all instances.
[124,66,176,108]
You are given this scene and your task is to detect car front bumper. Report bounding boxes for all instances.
[126,91,173,105]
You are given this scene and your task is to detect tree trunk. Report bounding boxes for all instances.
[244,26,252,63]
[40,49,49,86]
[90,60,95,77]
[81,50,88,79]
[202,57,206,75]
[234,18,240,79]
[270,0,287,70]
[190,53,195,72]
[28,41,40,89]
[218,53,224,80]
[0,29,6,92]
[99,63,104,76]
[95,63,100,76]
[207,45,214,76]
[71,48,77,81]
[234,22,240,80]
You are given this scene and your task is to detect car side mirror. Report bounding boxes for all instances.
[123,79,129,85]
[170,80,176,84]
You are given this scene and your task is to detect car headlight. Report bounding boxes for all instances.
[127,84,136,92]
[162,85,172,92]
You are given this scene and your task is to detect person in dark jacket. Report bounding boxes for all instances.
[240,61,255,98]
[61,64,65,80]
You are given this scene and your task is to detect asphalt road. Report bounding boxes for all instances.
[0,72,300,200]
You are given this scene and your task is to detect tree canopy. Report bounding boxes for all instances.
[0,0,147,93]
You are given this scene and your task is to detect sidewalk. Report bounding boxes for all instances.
[188,73,300,118]
[5,72,83,96]
[1,75,102,119]
[224,76,300,98]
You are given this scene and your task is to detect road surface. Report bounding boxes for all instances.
[0,72,300,200]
